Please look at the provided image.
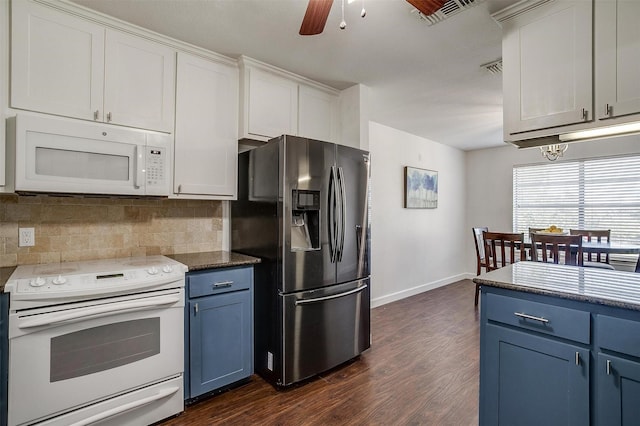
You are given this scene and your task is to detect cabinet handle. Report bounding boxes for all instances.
[575,352,580,366]
[514,312,549,324]
[581,108,588,121]
[94,110,99,120]
[107,112,112,122]
[177,184,182,194]
[213,281,233,288]
[194,303,198,315]
[606,359,612,375]
[606,103,613,117]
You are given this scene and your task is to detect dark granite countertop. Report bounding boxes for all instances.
[473,261,640,311]
[167,251,261,272]
[0,266,17,293]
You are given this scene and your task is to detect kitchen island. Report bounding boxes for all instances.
[474,261,640,426]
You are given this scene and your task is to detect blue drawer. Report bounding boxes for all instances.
[187,267,252,298]
[486,293,591,344]
[597,315,640,358]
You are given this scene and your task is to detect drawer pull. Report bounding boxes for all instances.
[607,359,612,375]
[575,352,580,366]
[213,281,233,288]
[514,312,549,324]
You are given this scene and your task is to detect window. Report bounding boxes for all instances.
[513,155,640,254]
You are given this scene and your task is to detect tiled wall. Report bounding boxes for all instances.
[0,194,224,267]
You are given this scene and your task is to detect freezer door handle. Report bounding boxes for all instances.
[294,284,368,306]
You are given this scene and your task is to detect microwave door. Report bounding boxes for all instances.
[17,130,146,196]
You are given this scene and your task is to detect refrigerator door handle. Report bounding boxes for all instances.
[294,284,368,305]
[357,155,371,277]
[328,166,338,263]
[337,166,346,261]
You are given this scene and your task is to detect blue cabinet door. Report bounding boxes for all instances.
[597,353,640,426]
[188,290,252,397]
[481,324,590,426]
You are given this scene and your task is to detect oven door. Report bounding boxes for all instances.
[7,289,184,426]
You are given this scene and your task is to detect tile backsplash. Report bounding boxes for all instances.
[0,194,224,267]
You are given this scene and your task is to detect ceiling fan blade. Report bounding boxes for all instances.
[300,0,334,36]
[406,0,447,16]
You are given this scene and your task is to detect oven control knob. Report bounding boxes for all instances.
[30,277,46,287]
[147,267,159,275]
[162,265,173,273]
[52,275,67,285]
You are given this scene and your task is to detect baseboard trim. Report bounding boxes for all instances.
[371,273,473,308]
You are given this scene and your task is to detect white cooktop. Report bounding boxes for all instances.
[5,255,187,307]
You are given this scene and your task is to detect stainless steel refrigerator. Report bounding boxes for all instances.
[232,135,371,387]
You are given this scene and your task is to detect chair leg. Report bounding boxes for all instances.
[475,283,480,306]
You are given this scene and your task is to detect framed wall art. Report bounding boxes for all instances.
[404,166,438,209]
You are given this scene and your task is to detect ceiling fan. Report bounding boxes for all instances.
[299,0,447,35]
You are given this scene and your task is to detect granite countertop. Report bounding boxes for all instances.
[167,251,261,271]
[0,266,17,293]
[473,261,640,311]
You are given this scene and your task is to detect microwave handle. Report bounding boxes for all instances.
[134,145,145,189]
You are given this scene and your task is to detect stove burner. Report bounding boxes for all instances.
[29,277,46,287]
[52,275,67,285]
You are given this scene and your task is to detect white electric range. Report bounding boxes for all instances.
[4,255,187,426]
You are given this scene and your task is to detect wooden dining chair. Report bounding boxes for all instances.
[472,227,489,306]
[531,233,584,266]
[483,231,527,271]
[569,229,614,269]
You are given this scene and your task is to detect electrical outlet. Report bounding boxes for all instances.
[19,228,35,247]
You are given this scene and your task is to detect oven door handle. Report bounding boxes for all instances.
[19,295,182,329]
[68,385,180,426]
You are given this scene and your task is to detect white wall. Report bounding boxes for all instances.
[465,134,640,273]
[369,122,468,307]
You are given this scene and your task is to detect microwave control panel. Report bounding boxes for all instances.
[145,146,168,193]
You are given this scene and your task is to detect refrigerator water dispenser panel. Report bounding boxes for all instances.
[291,190,320,251]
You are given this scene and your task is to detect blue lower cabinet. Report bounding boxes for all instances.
[184,266,254,400]
[482,324,590,426]
[481,288,640,426]
[597,353,640,425]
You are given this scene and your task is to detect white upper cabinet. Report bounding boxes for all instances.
[11,0,105,123]
[298,85,338,143]
[174,52,239,199]
[11,0,176,133]
[501,0,593,137]
[243,66,298,140]
[595,0,640,121]
[239,56,340,143]
[103,30,176,132]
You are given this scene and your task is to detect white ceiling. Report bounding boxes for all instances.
[72,0,518,151]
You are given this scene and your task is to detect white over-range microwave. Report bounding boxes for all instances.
[6,113,171,196]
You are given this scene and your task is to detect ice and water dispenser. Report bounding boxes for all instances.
[291,189,320,251]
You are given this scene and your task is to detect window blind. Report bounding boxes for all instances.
[513,155,640,261]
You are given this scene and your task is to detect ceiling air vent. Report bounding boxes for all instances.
[410,0,485,26]
[481,58,503,75]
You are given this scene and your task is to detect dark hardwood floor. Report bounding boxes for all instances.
[162,279,480,425]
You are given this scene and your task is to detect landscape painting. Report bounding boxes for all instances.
[404,166,438,209]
